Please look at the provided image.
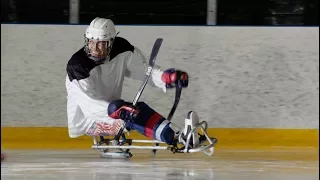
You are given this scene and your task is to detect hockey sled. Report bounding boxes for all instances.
[90,38,217,158]
[91,119,218,159]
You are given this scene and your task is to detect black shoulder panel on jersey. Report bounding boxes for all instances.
[66,37,134,81]
[66,47,97,81]
[109,37,134,60]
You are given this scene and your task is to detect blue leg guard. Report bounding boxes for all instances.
[127,102,176,145]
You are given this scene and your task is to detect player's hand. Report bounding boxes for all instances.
[161,68,189,88]
[108,99,138,121]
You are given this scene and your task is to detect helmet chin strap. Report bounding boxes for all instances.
[90,56,109,64]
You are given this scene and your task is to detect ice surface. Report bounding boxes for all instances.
[1,148,318,180]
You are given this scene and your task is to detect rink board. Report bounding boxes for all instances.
[1,127,318,149]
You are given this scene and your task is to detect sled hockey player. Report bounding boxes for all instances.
[65,17,203,150]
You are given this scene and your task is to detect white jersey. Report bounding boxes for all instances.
[65,37,166,138]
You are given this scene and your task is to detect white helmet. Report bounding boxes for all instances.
[84,17,117,62]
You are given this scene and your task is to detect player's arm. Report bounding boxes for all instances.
[125,47,166,91]
[125,47,189,92]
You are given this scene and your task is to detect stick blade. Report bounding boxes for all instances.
[149,38,163,66]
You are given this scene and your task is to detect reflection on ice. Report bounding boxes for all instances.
[1,149,318,180]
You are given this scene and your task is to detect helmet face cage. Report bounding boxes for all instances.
[84,35,115,62]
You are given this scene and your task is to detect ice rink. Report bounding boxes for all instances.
[1,148,318,180]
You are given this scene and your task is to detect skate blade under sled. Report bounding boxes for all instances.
[91,120,218,159]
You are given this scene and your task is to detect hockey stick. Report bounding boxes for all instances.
[132,38,163,106]
[114,38,163,142]
[167,72,183,121]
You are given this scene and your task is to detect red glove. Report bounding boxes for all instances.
[108,99,139,120]
[161,68,189,88]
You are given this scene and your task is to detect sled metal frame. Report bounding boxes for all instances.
[91,120,217,157]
